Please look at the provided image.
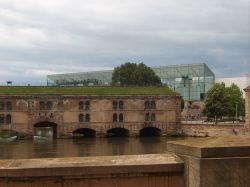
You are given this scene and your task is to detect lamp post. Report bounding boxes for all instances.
[235,103,238,123]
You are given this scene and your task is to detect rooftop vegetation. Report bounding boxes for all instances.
[0,86,178,95]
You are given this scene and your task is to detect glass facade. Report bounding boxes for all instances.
[153,63,215,101]
[47,70,113,86]
[47,63,215,101]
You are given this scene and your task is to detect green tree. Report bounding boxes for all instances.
[203,83,245,123]
[112,62,162,86]
[225,83,245,121]
[202,83,228,123]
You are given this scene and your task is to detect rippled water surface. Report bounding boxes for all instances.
[0,137,184,159]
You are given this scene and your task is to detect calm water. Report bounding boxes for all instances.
[0,137,183,159]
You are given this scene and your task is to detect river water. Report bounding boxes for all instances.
[0,137,183,159]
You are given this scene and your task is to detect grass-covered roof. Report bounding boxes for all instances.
[0,86,178,95]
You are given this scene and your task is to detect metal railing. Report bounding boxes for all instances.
[181,119,245,125]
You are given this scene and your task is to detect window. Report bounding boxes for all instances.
[145,113,150,121]
[46,101,52,110]
[200,93,205,100]
[0,114,4,124]
[6,114,11,124]
[79,101,84,110]
[79,101,90,110]
[79,114,84,122]
[6,102,12,111]
[145,101,150,109]
[0,102,4,110]
[145,100,156,109]
[113,113,118,122]
[151,113,155,121]
[119,114,123,122]
[119,101,123,110]
[85,101,90,110]
[113,101,123,110]
[40,101,45,110]
[145,113,156,122]
[79,113,90,123]
[85,114,90,122]
[113,101,118,110]
[150,101,156,109]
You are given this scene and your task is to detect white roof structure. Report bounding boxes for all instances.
[216,74,250,96]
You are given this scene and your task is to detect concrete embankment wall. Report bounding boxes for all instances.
[0,154,184,187]
[167,136,250,187]
[181,124,248,137]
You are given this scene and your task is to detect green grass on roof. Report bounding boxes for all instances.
[0,86,178,95]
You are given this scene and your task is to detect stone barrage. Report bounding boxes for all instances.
[0,94,181,137]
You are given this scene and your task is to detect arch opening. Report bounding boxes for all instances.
[107,128,129,137]
[73,128,96,138]
[34,122,57,139]
[139,127,161,137]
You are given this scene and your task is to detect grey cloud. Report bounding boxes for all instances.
[0,0,249,83]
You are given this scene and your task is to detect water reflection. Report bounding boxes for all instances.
[0,137,184,159]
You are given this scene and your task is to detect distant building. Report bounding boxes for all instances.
[47,63,215,101]
[216,74,250,95]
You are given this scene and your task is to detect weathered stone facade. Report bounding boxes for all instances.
[181,124,247,137]
[0,94,181,137]
[244,86,250,134]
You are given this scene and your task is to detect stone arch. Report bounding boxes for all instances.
[72,128,96,137]
[139,127,161,137]
[34,121,57,138]
[107,128,129,137]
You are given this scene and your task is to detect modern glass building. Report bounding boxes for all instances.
[47,63,215,101]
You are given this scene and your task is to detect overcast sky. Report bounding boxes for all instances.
[0,0,249,84]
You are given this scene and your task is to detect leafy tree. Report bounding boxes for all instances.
[202,83,228,123]
[112,62,162,86]
[225,83,245,121]
[203,83,245,123]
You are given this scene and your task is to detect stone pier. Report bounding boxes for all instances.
[167,136,250,187]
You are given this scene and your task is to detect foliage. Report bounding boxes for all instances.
[225,83,245,117]
[0,86,177,95]
[112,62,162,86]
[0,130,17,138]
[202,83,245,122]
[202,83,227,121]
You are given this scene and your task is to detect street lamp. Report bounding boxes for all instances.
[235,103,238,123]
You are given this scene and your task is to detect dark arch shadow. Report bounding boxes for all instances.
[107,128,129,137]
[139,127,161,137]
[34,122,57,139]
[73,128,96,138]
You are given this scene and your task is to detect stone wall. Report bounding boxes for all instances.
[0,94,181,137]
[181,124,247,137]
[0,154,184,187]
[244,86,250,134]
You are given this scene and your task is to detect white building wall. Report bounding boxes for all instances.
[216,74,250,97]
